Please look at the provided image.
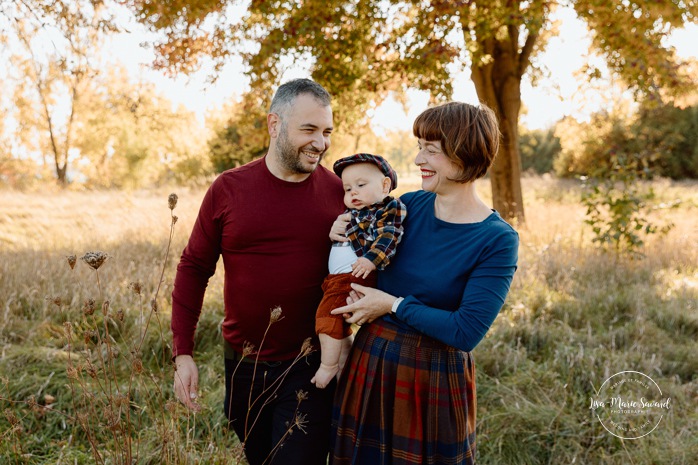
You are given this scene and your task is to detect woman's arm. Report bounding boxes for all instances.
[333,229,518,350]
[398,230,519,351]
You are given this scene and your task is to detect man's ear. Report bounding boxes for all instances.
[382,176,392,195]
[268,113,280,138]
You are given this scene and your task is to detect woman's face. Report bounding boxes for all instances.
[415,139,461,194]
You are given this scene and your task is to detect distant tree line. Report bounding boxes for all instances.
[207,100,698,182]
[3,88,696,190]
[520,102,698,180]
[0,0,209,189]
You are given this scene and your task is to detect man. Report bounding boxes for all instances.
[171,78,345,465]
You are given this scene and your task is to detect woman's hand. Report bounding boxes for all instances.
[331,283,397,325]
[329,213,351,242]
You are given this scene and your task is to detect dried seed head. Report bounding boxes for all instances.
[168,193,178,210]
[66,366,78,379]
[293,413,309,433]
[165,399,179,413]
[82,299,96,316]
[26,395,37,410]
[4,409,19,427]
[63,322,73,337]
[172,215,178,224]
[128,281,142,295]
[66,255,77,270]
[151,299,159,313]
[300,338,314,357]
[116,309,124,322]
[132,358,143,374]
[46,296,63,307]
[160,427,173,444]
[81,251,110,271]
[83,329,98,344]
[270,306,283,324]
[296,390,308,402]
[242,341,256,358]
[103,409,119,429]
[86,361,97,379]
[102,300,110,316]
[114,393,129,408]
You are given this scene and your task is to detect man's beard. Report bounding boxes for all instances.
[276,125,323,174]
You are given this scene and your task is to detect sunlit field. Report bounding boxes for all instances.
[1,175,696,464]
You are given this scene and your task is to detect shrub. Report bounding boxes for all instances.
[519,126,560,174]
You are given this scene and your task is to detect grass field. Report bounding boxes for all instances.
[0,175,696,464]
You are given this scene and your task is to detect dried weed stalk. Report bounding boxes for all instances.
[1,192,315,465]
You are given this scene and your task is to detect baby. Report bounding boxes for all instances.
[311,153,406,388]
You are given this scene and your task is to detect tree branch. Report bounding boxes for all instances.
[506,0,519,55]
[15,22,62,174]
[518,30,538,78]
[507,24,518,57]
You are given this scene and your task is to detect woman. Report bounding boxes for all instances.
[329,102,519,465]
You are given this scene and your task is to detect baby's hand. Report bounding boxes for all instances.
[329,213,351,242]
[351,257,376,279]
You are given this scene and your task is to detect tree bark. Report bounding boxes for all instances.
[471,38,526,225]
[56,164,68,185]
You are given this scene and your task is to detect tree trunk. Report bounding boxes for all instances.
[39,83,70,187]
[56,163,68,185]
[470,41,526,225]
[490,92,525,225]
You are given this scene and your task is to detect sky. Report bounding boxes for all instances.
[61,5,698,133]
[2,4,693,180]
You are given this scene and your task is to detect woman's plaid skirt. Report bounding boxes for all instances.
[331,318,477,465]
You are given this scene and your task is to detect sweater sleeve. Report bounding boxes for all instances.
[171,182,224,358]
[363,198,407,269]
[396,229,519,352]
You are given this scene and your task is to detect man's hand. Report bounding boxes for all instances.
[173,355,201,412]
[351,257,376,279]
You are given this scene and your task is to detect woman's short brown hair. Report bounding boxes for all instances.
[413,102,500,183]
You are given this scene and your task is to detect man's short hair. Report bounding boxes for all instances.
[269,79,332,118]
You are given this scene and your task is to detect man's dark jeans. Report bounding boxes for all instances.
[224,350,335,465]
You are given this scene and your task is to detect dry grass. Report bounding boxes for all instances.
[0,188,203,251]
[0,175,696,464]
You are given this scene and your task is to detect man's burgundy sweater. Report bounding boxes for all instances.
[171,157,344,361]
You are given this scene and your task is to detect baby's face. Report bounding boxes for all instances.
[341,163,391,209]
